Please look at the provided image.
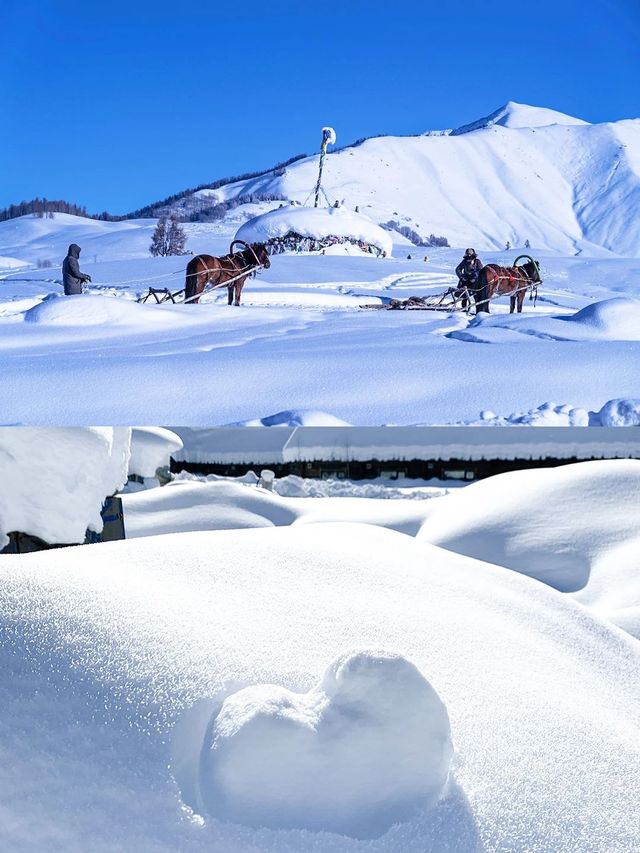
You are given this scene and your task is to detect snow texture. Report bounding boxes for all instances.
[129,428,183,478]
[194,651,452,838]
[2,520,640,851]
[418,459,640,596]
[0,427,130,548]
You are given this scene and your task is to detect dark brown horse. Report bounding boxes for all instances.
[474,255,542,313]
[184,241,270,305]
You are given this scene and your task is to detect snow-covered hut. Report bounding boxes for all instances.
[234,205,393,258]
[127,427,184,490]
[0,427,130,552]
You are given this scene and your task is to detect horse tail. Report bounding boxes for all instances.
[185,257,199,301]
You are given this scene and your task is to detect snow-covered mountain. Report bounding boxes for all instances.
[175,101,640,256]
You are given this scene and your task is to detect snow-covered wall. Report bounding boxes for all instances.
[0,427,131,548]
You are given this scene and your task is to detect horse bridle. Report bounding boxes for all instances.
[229,239,265,270]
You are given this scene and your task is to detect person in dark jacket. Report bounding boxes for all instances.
[62,244,91,295]
[455,247,483,286]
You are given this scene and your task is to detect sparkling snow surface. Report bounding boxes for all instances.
[2,519,640,852]
[3,458,640,849]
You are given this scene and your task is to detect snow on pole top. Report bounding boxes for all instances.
[322,126,337,146]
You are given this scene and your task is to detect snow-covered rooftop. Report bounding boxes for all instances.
[0,427,130,548]
[235,205,394,256]
[171,426,640,466]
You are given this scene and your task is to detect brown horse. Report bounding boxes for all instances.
[474,255,542,313]
[184,241,270,305]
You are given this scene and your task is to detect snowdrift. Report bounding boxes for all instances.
[560,297,640,339]
[235,205,393,257]
[23,293,197,327]
[1,524,640,851]
[0,427,130,548]
[120,479,432,539]
[418,460,640,634]
[226,409,352,427]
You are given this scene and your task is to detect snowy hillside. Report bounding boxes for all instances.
[181,101,640,256]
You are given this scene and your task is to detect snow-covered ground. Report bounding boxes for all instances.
[2,457,640,851]
[1,213,639,424]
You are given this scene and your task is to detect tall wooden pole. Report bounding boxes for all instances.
[313,127,336,208]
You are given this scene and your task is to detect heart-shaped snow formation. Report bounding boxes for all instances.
[198,650,453,838]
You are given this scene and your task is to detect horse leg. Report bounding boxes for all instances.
[228,284,234,305]
[517,291,525,312]
[510,294,516,313]
[234,278,246,306]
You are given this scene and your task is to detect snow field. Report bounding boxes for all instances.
[1,213,640,423]
[2,522,640,851]
[418,459,640,637]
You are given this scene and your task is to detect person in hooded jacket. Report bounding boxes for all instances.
[455,248,483,286]
[62,244,91,295]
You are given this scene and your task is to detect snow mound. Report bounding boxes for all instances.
[23,293,185,326]
[129,428,183,478]
[464,398,640,427]
[452,100,589,134]
[596,398,640,426]
[472,401,591,427]
[228,409,352,427]
[0,427,130,548]
[235,205,393,257]
[273,474,447,500]
[0,255,28,269]
[120,480,298,538]
[560,297,640,339]
[3,524,640,850]
[196,650,452,838]
[418,459,640,593]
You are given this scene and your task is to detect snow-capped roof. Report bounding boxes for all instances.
[0,427,130,548]
[129,427,183,478]
[235,205,393,256]
[451,101,589,135]
[171,426,640,466]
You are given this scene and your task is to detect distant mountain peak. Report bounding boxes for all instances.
[451,101,589,135]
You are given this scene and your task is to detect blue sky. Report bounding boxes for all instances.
[2,0,638,214]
